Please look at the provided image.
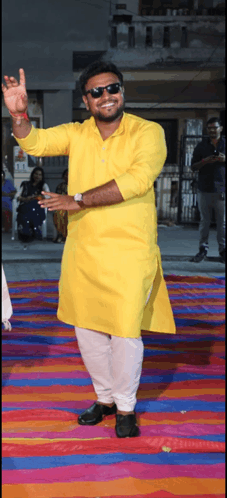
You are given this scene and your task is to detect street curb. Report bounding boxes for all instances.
[2,256,224,264]
[2,258,62,263]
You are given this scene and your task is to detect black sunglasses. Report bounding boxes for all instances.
[85,82,122,99]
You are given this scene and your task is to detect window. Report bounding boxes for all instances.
[181,26,188,48]
[170,181,179,207]
[220,110,225,135]
[145,26,153,47]
[163,26,170,47]
[139,0,194,15]
[150,119,178,164]
[139,0,154,15]
[111,26,118,48]
[128,26,135,48]
[116,3,127,9]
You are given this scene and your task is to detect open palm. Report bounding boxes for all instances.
[2,68,28,114]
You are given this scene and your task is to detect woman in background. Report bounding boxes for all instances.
[53,168,68,243]
[2,169,17,232]
[16,166,50,243]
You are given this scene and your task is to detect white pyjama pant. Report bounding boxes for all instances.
[75,327,144,412]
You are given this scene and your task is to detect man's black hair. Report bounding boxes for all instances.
[207,117,222,126]
[79,61,124,95]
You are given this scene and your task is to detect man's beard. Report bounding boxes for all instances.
[95,102,125,123]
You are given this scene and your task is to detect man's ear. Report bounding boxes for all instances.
[82,95,89,111]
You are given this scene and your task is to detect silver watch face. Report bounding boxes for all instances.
[74,193,83,202]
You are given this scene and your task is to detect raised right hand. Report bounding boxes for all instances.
[2,68,28,115]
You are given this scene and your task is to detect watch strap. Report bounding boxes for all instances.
[77,199,85,208]
[74,193,85,208]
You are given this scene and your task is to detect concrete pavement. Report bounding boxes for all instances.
[2,225,225,282]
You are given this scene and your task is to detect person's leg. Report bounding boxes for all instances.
[213,193,225,255]
[111,336,144,413]
[75,327,143,436]
[197,191,212,251]
[75,327,114,405]
[111,335,144,437]
[17,213,32,243]
[2,209,12,232]
[193,191,212,261]
[33,207,44,240]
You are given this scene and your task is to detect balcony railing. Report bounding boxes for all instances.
[109,15,225,52]
[140,7,225,16]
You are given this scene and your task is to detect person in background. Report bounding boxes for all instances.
[191,117,225,263]
[2,265,13,331]
[2,169,17,232]
[53,168,68,243]
[16,166,50,243]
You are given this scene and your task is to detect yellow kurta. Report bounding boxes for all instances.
[15,112,176,338]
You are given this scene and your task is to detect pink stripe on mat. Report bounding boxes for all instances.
[2,424,225,439]
[2,463,225,485]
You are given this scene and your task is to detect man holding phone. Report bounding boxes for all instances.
[191,117,225,263]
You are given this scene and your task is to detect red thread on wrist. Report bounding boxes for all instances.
[9,110,29,121]
[201,159,204,163]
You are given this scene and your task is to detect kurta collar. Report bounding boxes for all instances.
[90,112,126,139]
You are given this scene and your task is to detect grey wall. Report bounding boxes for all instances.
[2,0,110,237]
[2,0,109,90]
[43,91,73,127]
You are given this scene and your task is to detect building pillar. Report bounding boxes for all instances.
[152,24,164,48]
[42,90,73,238]
[171,26,182,48]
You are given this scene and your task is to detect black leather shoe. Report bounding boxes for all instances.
[78,402,117,425]
[115,413,140,438]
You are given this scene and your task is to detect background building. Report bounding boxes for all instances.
[2,0,225,234]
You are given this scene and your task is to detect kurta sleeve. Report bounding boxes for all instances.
[13,122,79,157]
[115,122,167,201]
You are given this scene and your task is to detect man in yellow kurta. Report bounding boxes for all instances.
[2,62,175,438]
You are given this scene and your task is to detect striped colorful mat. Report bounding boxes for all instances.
[2,275,225,498]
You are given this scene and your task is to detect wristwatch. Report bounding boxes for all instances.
[73,193,85,208]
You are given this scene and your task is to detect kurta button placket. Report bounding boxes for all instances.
[101,144,106,163]
[15,113,176,338]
